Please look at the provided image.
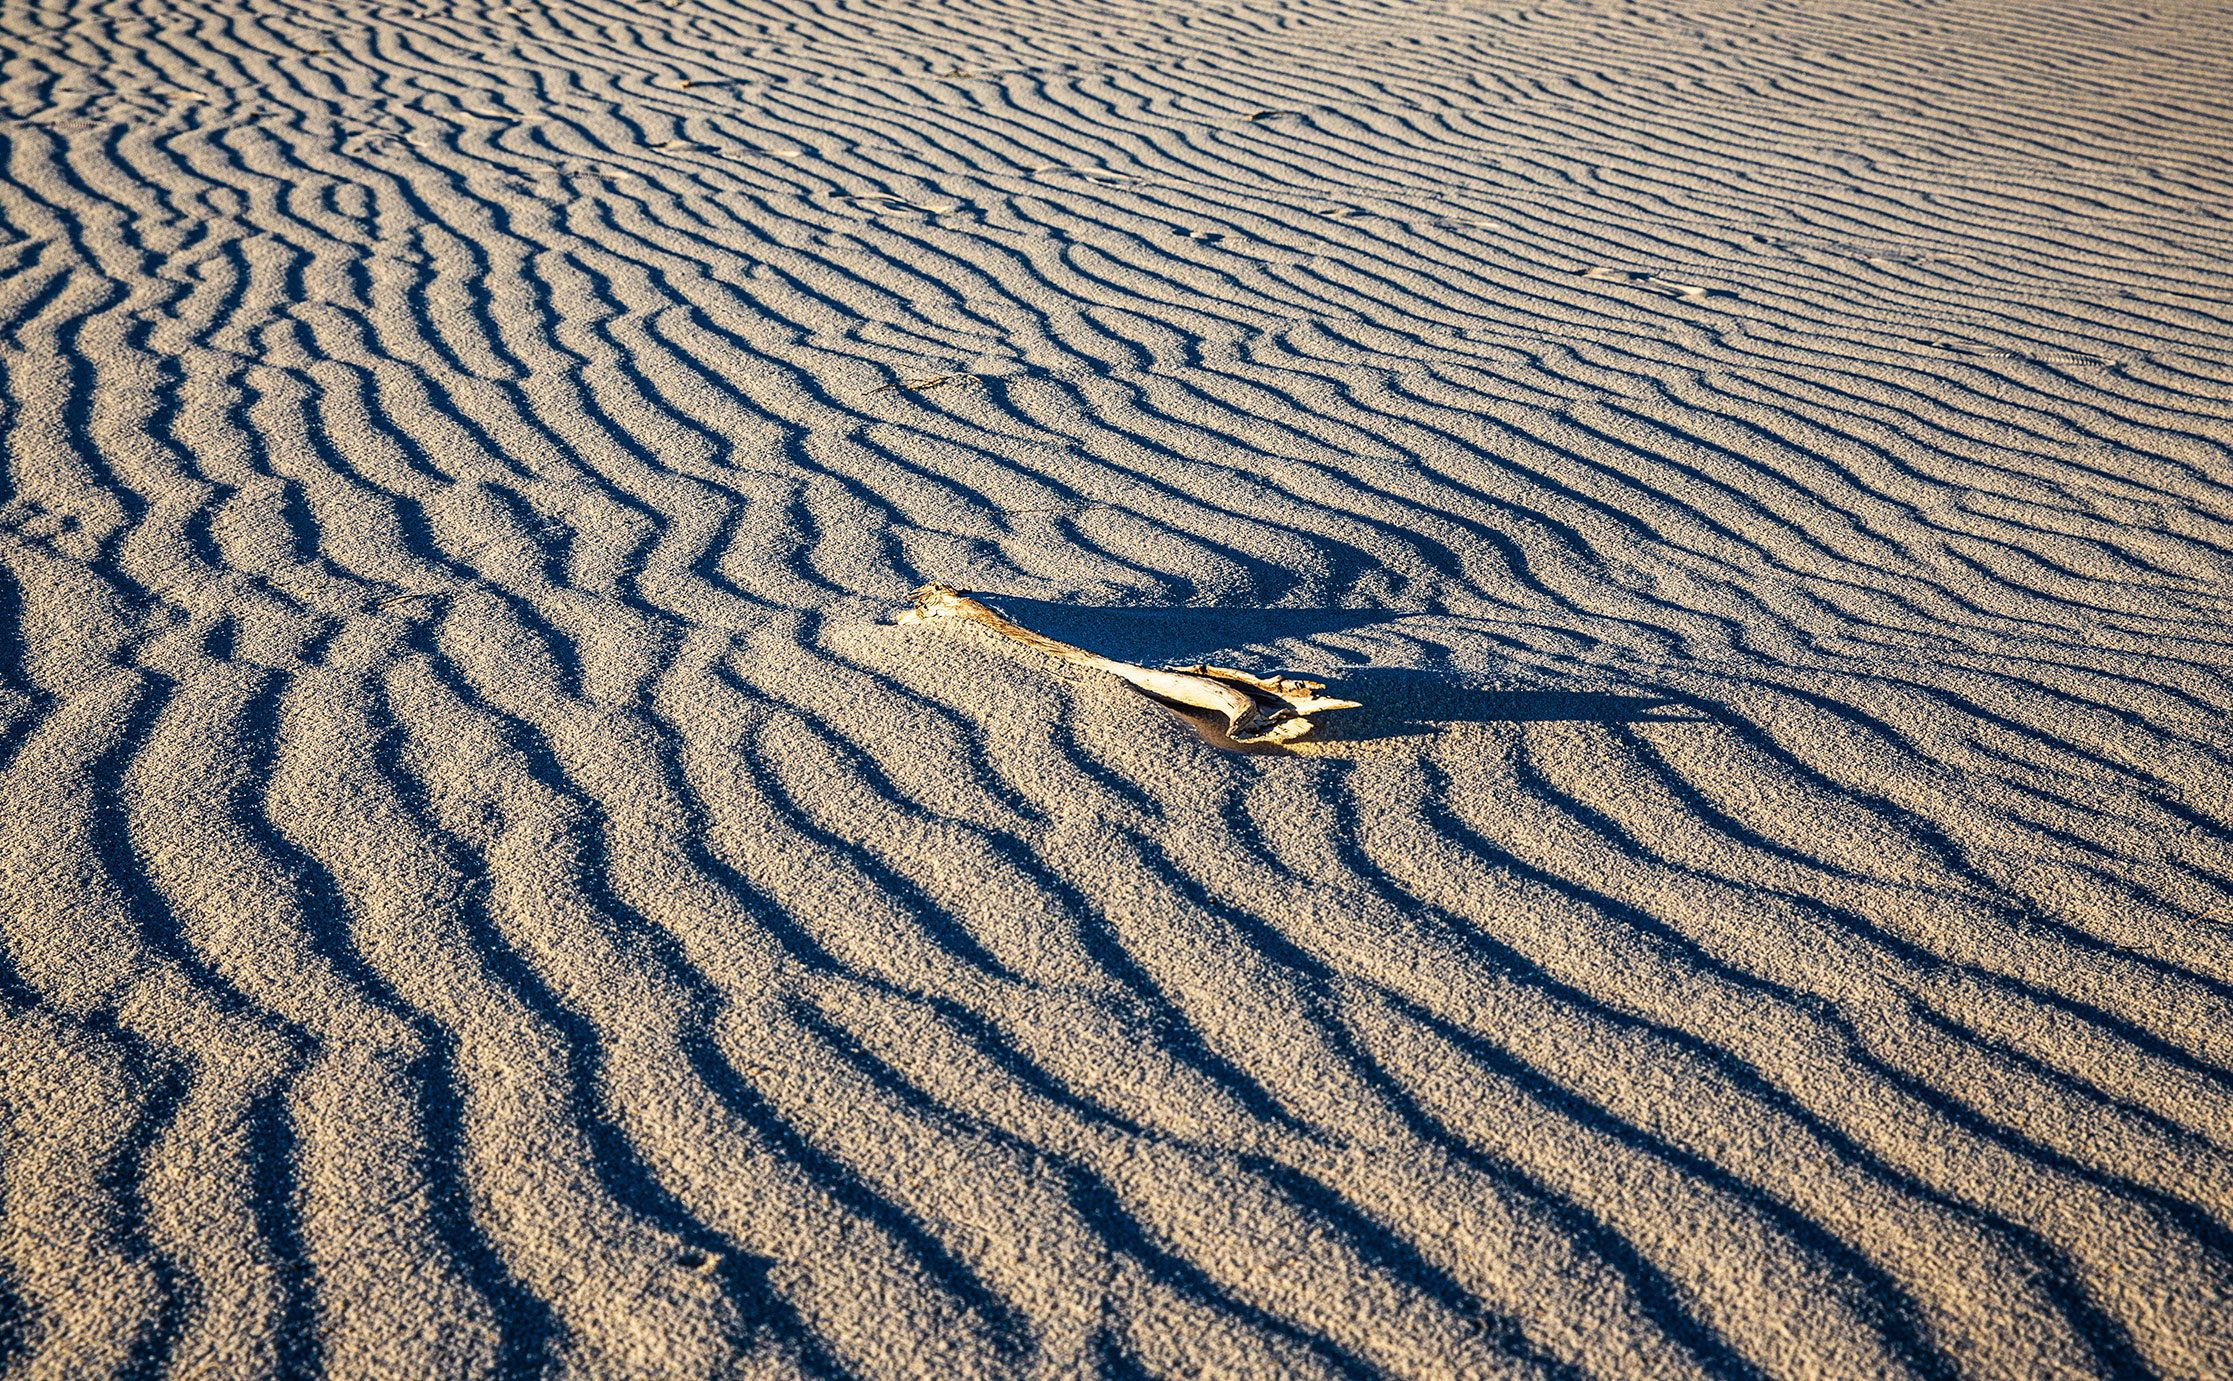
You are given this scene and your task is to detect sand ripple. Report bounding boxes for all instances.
[1,0,2230,1375]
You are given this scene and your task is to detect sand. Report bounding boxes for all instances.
[1,0,2230,1375]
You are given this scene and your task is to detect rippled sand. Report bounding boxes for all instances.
[2,0,2231,1375]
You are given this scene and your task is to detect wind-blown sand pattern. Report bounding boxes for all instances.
[2,0,2231,1374]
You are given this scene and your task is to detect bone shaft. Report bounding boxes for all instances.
[919,591,1264,724]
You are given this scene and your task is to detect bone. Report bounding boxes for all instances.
[896,583,1359,745]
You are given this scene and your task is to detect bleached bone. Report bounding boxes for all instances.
[897,583,1359,745]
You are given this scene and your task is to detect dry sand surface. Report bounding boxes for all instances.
[3,0,2232,1375]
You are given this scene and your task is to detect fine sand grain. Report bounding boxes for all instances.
[2,0,2232,1376]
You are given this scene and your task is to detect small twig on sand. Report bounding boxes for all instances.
[871,374,981,394]
[897,583,1357,745]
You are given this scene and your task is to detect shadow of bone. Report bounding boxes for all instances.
[927,595,1706,750]
[1179,671,1705,754]
[1324,668,1705,731]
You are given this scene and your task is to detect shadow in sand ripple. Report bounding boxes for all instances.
[967,598,1408,664]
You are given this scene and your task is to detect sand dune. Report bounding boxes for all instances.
[1,0,2230,1374]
